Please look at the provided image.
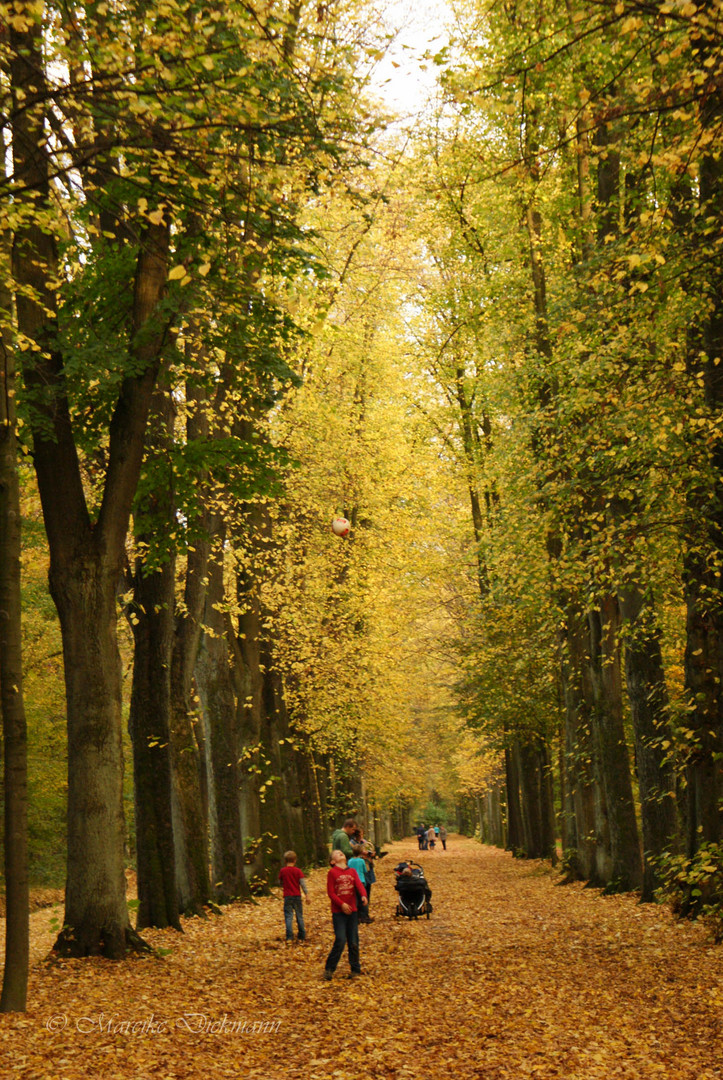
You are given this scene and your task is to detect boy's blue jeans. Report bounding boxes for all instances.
[283,896,306,940]
[325,911,361,973]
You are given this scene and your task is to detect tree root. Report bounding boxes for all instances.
[53,924,152,959]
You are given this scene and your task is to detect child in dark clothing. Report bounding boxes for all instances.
[279,851,308,942]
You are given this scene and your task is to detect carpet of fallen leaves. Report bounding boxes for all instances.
[1,836,722,1079]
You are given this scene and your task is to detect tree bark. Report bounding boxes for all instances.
[0,222,29,1010]
[306,749,333,862]
[167,379,219,914]
[129,551,180,930]
[231,547,267,891]
[9,12,168,956]
[51,211,168,952]
[538,738,558,867]
[505,742,524,854]
[127,386,180,930]
[169,677,211,915]
[519,742,543,858]
[588,596,642,892]
[618,584,679,901]
[259,650,312,875]
[454,365,489,596]
[519,738,556,862]
[679,2,723,881]
[485,788,504,847]
[195,545,247,903]
[562,600,610,885]
[50,562,139,956]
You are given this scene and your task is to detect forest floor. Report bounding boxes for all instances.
[1,836,722,1079]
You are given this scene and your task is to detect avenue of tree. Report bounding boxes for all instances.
[1,0,722,1013]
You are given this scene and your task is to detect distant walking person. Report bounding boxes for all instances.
[438,825,447,851]
[427,826,436,850]
[416,824,426,850]
[323,850,368,981]
[279,851,308,942]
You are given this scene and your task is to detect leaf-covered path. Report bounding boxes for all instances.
[2,837,722,1079]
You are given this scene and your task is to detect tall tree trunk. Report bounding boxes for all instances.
[231,552,267,892]
[306,748,332,863]
[128,388,180,930]
[558,705,575,854]
[519,742,543,858]
[486,789,504,847]
[683,550,723,860]
[195,544,248,903]
[525,190,600,881]
[9,12,168,955]
[454,365,489,596]
[680,2,723,888]
[505,742,524,854]
[166,379,218,914]
[52,563,142,956]
[258,649,315,874]
[519,739,557,862]
[0,226,29,1010]
[129,552,180,930]
[571,86,641,896]
[169,678,211,915]
[563,600,610,884]
[618,583,679,901]
[538,738,558,866]
[588,596,642,892]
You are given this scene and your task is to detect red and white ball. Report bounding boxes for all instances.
[331,516,351,538]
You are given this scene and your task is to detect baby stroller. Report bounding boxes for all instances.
[393,861,432,919]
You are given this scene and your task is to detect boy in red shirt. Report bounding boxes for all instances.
[279,851,308,942]
[323,849,368,980]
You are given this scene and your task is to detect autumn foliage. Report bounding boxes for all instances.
[1,0,723,1026]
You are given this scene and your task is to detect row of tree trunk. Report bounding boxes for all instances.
[482,24,722,899]
[444,18,721,903]
[3,0,414,983]
[128,484,335,927]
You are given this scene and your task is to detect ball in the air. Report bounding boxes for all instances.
[331,516,351,538]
